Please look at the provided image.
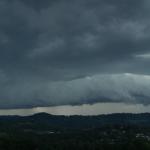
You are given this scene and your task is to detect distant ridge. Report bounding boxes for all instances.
[31,112,53,117]
[0,113,150,130]
[1,112,150,118]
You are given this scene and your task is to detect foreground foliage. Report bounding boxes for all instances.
[0,113,150,150]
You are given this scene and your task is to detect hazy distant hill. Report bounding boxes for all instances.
[0,113,150,132]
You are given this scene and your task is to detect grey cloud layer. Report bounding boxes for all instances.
[0,0,150,108]
[0,73,150,109]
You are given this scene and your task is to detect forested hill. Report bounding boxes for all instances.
[0,113,150,150]
[0,113,150,131]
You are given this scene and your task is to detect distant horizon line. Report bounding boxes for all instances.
[1,111,150,117]
[0,102,150,116]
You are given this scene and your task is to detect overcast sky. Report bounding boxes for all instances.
[0,0,150,110]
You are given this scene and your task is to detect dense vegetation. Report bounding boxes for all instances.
[0,113,150,150]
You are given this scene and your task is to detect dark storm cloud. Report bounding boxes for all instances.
[0,0,150,108]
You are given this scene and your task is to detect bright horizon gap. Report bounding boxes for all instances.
[0,102,150,116]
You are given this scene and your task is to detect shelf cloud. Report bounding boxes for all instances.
[0,0,150,108]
